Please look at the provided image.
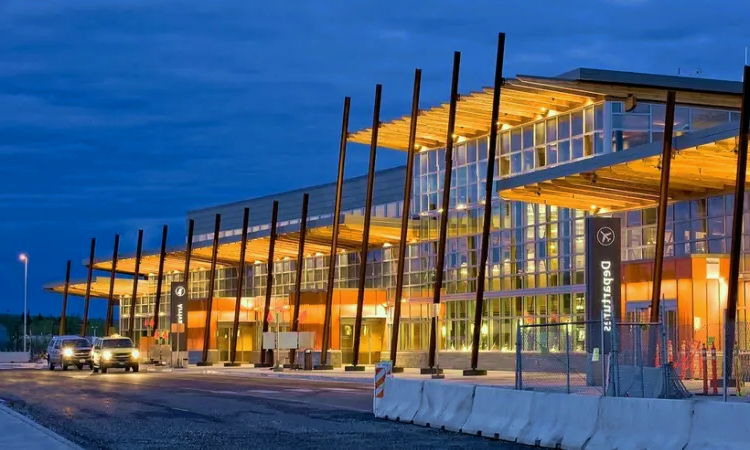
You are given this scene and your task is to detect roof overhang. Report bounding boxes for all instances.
[90,214,418,276]
[44,276,150,299]
[349,72,741,152]
[496,123,743,212]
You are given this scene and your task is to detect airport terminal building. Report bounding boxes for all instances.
[46,67,750,369]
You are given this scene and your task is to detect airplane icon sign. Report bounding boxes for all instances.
[596,227,615,246]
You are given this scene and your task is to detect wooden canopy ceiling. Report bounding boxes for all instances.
[44,277,150,299]
[90,214,418,277]
[498,126,743,212]
[348,75,742,152]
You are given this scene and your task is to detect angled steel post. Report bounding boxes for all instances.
[258,201,280,367]
[183,219,195,286]
[349,84,382,371]
[152,225,169,333]
[105,234,120,336]
[466,32,506,376]
[289,193,310,367]
[128,230,144,339]
[59,260,71,336]
[425,51,461,374]
[198,214,221,366]
[725,65,750,384]
[226,208,250,367]
[81,238,96,337]
[648,91,677,366]
[390,68,422,371]
[319,97,351,370]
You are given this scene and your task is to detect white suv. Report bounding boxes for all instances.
[90,336,140,373]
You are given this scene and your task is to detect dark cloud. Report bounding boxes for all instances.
[0,0,748,315]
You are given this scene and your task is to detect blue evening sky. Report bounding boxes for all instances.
[0,0,748,318]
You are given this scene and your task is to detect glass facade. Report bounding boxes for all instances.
[119,98,746,360]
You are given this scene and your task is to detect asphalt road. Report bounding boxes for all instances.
[0,368,531,450]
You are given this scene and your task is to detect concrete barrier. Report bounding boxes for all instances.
[0,352,30,363]
[412,381,475,432]
[374,378,423,424]
[686,401,750,450]
[586,396,692,450]
[516,392,599,449]
[461,387,534,441]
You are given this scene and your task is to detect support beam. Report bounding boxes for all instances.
[227,208,250,367]
[258,201,279,367]
[650,90,677,323]
[128,230,144,339]
[390,68,422,372]
[289,193,309,368]
[319,97,351,370]
[151,225,169,333]
[198,214,221,366]
[466,32,505,377]
[59,260,71,336]
[349,84,382,371]
[425,51,461,375]
[105,234,120,336]
[725,65,750,385]
[183,220,195,289]
[81,238,96,337]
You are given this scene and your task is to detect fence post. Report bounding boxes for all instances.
[711,342,718,396]
[566,324,571,394]
[515,320,523,390]
[611,314,620,397]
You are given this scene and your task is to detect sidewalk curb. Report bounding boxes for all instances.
[0,403,83,449]
[197,369,374,385]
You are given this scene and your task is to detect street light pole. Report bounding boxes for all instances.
[19,254,28,354]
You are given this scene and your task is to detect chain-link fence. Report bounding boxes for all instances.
[515,321,605,395]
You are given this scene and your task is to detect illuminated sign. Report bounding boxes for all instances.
[170,282,188,352]
[585,217,621,355]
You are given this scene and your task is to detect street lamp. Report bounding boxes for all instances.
[19,254,28,353]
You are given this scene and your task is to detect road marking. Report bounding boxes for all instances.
[323,387,356,391]
[171,407,190,412]
[246,389,279,394]
[285,388,314,393]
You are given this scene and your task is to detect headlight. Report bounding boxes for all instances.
[132,350,140,359]
[63,348,73,357]
[103,351,112,361]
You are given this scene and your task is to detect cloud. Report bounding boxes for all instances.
[1,0,749,315]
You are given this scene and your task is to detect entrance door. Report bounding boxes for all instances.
[217,324,233,362]
[624,300,678,363]
[340,318,385,365]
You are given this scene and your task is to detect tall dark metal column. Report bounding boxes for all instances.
[646,91,677,367]
[318,96,351,370]
[425,51,461,374]
[650,91,677,322]
[725,65,750,381]
[289,193,310,367]
[258,201,279,367]
[81,238,96,337]
[128,230,144,339]
[59,260,71,336]
[105,234,120,336]
[226,208,250,367]
[198,214,222,366]
[390,69,422,371]
[466,33,506,376]
[151,225,169,332]
[183,220,195,288]
[348,84,382,371]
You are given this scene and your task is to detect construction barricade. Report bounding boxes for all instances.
[516,392,600,449]
[412,381,475,432]
[461,387,533,442]
[586,396,692,449]
[686,401,750,450]
[373,378,423,423]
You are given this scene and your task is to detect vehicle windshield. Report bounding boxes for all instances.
[101,338,134,349]
[62,339,90,348]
